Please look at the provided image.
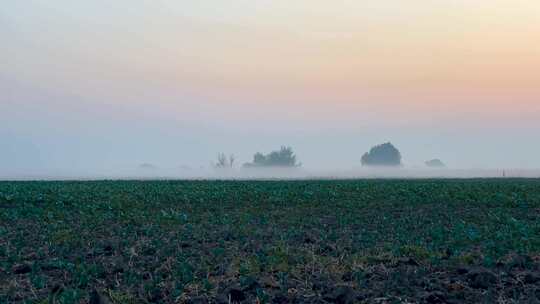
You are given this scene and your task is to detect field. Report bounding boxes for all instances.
[1,179,540,303]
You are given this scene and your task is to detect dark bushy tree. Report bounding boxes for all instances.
[361,142,402,167]
[244,146,300,167]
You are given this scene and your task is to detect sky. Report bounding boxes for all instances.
[1,1,540,176]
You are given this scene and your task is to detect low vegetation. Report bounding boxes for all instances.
[425,159,446,168]
[1,179,540,303]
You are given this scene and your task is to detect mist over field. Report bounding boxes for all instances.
[2,167,540,181]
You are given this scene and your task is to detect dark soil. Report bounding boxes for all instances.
[1,179,540,303]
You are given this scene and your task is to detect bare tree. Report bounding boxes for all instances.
[229,154,235,168]
[214,153,235,168]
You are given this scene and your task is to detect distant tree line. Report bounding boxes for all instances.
[212,142,445,169]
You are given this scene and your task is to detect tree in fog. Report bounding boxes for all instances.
[244,146,300,167]
[425,159,445,168]
[361,142,402,167]
[214,153,235,168]
[253,152,266,165]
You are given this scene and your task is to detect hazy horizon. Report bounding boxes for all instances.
[2,1,540,178]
